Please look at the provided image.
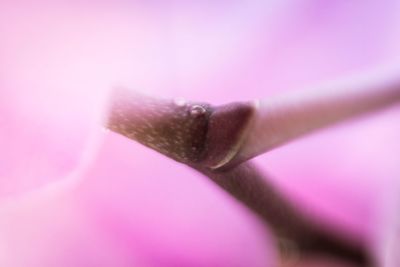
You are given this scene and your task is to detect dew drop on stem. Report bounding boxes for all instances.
[189,105,206,117]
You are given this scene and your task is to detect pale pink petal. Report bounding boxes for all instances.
[0,4,113,197]
[0,132,274,267]
[1,1,399,266]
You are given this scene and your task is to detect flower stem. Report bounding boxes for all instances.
[106,80,397,266]
[230,72,400,167]
[197,162,372,266]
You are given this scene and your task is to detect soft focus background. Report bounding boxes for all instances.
[1,1,400,266]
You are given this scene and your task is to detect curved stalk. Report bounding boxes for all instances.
[104,81,396,266]
[229,73,400,167]
[196,162,371,266]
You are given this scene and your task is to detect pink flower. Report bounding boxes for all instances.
[1,1,399,266]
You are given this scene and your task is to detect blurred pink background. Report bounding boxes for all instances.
[1,1,400,266]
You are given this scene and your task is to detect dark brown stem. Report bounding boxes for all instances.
[106,87,374,266]
[196,162,372,266]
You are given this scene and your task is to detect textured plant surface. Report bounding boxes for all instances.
[108,86,381,266]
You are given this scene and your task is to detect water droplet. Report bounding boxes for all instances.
[174,97,186,107]
[189,105,206,117]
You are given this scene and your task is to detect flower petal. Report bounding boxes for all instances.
[0,132,275,267]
